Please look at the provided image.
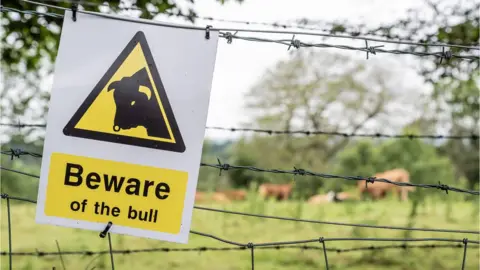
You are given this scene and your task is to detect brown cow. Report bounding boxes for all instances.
[358,168,415,201]
[258,183,293,201]
[222,190,247,201]
[211,192,231,203]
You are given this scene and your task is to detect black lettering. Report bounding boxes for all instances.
[112,207,120,217]
[86,172,100,189]
[138,210,148,221]
[103,175,125,192]
[94,201,100,214]
[65,163,83,186]
[100,202,111,215]
[153,209,158,223]
[155,183,170,199]
[125,178,141,195]
[128,206,137,219]
[143,180,155,197]
[70,201,80,211]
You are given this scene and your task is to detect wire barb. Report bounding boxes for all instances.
[364,40,384,59]
[288,34,301,50]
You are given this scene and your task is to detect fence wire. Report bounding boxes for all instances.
[2,148,479,196]
[0,243,469,257]
[13,0,480,50]
[2,3,480,270]
[1,122,478,140]
[23,0,480,48]
[1,193,478,270]
[2,5,480,63]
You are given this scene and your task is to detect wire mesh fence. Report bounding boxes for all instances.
[1,2,479,270]
[1,154,480,269]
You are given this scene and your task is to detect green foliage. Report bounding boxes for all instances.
[196,139,233,192]
[0,159,39,201]
[228,138,268,189]
[333,135,456,199]
[1,0,243,123]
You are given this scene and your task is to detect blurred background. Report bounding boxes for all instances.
[1,0,479,269]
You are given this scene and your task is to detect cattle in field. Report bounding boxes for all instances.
[357,168,415,201]
[221,190,247,201]
[258,183,293,201]
[335,191,354,201]
[107,67,170,137]
[211,192,231,203]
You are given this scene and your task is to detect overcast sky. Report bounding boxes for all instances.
[2,0,434,144]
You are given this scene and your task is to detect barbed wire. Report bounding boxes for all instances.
[0,193,477,270]
[3,4,480,63]
[26,0,480,48]
[2,148,479,196]
[218,32,479,61]
[1,122,478,141]
[0,243,469,257]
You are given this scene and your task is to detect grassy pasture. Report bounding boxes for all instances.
[1,194,479,270]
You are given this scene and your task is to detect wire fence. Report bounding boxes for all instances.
[1,2,480,270]
[12,0,480,48]
[1,122,479,140]
[2,4,480,64]
[1,193,478,270]
[2,149,479,195]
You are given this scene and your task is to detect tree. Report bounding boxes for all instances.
[333,133,457,200]
[1,0,243,131]
[235,49,422,198]
[196,139,233,192]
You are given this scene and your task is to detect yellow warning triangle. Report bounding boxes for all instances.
[63,31,185,153]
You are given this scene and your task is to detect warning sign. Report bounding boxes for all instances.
[35,10,219,244]
[63,31,185,152]
[45,152,188,233]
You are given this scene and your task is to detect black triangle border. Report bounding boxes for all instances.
[63,31,186,153]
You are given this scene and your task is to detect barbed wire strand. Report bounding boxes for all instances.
[1,7,477,62]
[2,164,480,235]
[18,0,480,50]
[1,184,479,268]
[33,0,480,48]
[1,122,478,140]
[17,0,480,51]
[0,243,470,257]
[1,193,478,269]
[2,149,479,196]
[2,4,479,268]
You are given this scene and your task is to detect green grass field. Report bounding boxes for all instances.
[1,195,479,270]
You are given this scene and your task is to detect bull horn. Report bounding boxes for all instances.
[138,85,152,100]
[107,81,119,91]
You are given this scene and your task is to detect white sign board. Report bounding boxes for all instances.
[35,9,219,244]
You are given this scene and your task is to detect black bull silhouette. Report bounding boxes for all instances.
[107,67,171,138]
